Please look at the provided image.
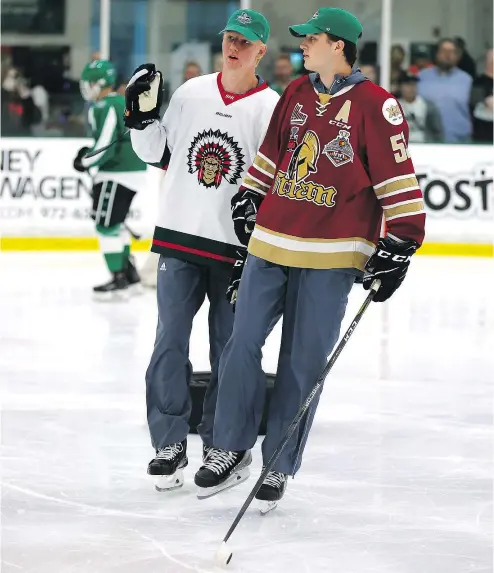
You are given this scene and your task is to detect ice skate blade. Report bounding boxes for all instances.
[153,469,184,492]
[93,290,130,302]
[196,467,250,500]
[258,500,278,515]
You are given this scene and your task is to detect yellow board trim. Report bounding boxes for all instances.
[0,237,152,251]
[0,238,492,258]
[417,242,493,257]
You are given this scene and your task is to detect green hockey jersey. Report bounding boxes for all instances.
[81,92,146,191]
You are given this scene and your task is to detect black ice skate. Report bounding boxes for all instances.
[125,256,143,295]
[194,447,252,499]
[92,271,129,301]
[148,440,188,492]
[255,470,288,515]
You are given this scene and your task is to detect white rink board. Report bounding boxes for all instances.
[409,144,493,244]
[0,138,162,237]
[1,138,493,244]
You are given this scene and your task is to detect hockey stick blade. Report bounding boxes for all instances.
[220,279,381,547]
[83,129,131,159]
[124,222,141,241]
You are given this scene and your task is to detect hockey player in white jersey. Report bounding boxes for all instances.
[124,9,279,492]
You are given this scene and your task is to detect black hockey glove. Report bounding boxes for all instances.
[124,63,163,130]
[231,190,263,246]
[226,248,247,308]
[73,146,90,173]
[363,236,418,302]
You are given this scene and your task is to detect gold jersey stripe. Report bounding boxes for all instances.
[374,176,420,197]
[243,173,270,191]
[255,224,375,247]
[253,154,276,177]
[384,200,424,220]
[242,181,267,196]
[249,237,370,271]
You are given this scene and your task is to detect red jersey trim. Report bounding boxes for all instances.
[216,72,268,106]
[152,238,237,264]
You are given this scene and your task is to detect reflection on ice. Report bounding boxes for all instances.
[0,254,492,573]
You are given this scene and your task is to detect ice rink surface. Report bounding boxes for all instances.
[0,253,492,573]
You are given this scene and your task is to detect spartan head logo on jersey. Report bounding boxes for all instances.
[287,130,321,183]
[323,129,354,167]
[187,129,245,189]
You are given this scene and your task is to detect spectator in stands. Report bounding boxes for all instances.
[455,37,477,80]
[390,44,408,95]
[1,66,42,136]
[409,44,433,75]
[27,71,50,134]
[360,63,378,84]
[470,49,493,143]
[270,53,294,95]
[398,74,443,143]
[418,38,472,143]
[183,61,202,83]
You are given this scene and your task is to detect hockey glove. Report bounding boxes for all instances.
[73,146,90,173]
[226,249,247,308]
[124,63,163,130]
[363,236,418,302]
[231,190,263,246]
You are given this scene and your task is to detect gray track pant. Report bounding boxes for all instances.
[146,256,234,450]
[213,254,355,475]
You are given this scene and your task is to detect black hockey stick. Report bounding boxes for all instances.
[215,279,381,566]
[123,221,141,241]
[83,129,131,159]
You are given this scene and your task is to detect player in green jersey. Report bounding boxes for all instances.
[74,59,148,300]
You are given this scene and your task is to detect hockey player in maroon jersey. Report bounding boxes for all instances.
[194,8,426,506]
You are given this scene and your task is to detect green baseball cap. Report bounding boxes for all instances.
[289,8,363,45]
[221,9,270,43]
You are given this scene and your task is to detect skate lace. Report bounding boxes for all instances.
[204,448,238,475]
[156,443,182,461]
[264,471,286,488]
[203,445,212,462]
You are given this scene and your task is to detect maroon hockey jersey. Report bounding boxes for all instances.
[241,74,426,270]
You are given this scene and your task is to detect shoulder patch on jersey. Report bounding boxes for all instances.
[382,98,403,125]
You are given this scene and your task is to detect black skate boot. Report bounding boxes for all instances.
[124,255,143,295]
[255,470,288,515]
[92,271,129,301]
[194,447,252,499]
[148,440,188,492]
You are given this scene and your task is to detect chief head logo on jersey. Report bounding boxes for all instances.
[187,129,245,189]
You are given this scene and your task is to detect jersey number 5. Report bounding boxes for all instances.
[390,132,411,163]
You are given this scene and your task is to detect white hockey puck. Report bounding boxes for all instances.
[215,542,233,567]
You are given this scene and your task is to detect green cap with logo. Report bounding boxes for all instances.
[221,9,270,43]
[289,8,363,45]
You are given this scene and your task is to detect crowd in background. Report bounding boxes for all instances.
[1,37,492,144]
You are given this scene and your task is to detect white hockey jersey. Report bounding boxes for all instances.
[131,72,279,267]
